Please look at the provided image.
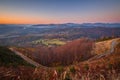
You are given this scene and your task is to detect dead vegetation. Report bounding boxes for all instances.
[13,38,94,67]
[0,38,120,80]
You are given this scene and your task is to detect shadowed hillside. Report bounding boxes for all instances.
[0,46,33,67]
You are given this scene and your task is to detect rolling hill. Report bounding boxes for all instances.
[0,38,120,80]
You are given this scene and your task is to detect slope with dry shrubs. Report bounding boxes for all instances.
[12,38,94,67]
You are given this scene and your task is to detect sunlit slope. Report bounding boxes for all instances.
[32,39,66,46]
[93,38,119,55]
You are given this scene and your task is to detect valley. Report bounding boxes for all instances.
[0,24,120,80]
[1,0,120,79]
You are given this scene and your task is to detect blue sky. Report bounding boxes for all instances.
[0,0,120,24]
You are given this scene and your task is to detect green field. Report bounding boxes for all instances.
[32,39,66,46]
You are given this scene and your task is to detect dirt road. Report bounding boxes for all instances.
[9,48,42,67]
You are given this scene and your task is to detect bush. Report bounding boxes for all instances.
[84,64,89,71]
[56,66,64,74]
[69,66,76,73]
[64,73,71,80]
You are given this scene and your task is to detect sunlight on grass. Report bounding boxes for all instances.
[32,39,66,46]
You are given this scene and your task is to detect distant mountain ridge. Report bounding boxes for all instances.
[0,23,120,28]
[0,23,120,46]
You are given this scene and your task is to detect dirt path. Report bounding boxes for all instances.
[9,48,42,67]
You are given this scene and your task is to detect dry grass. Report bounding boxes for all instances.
[93,38,119,55]
[0,38,120,80]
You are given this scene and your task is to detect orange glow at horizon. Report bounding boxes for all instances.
[0,15,53,24]
[0,0,120,24]
[0,13,120,24]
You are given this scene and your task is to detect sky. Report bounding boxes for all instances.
[0,0,120,24]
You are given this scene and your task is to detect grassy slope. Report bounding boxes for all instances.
[90,38,120,67]
[93,38,119,55]
[0,46,33,67]
[0,38,120,80]
[81,38,120,67]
